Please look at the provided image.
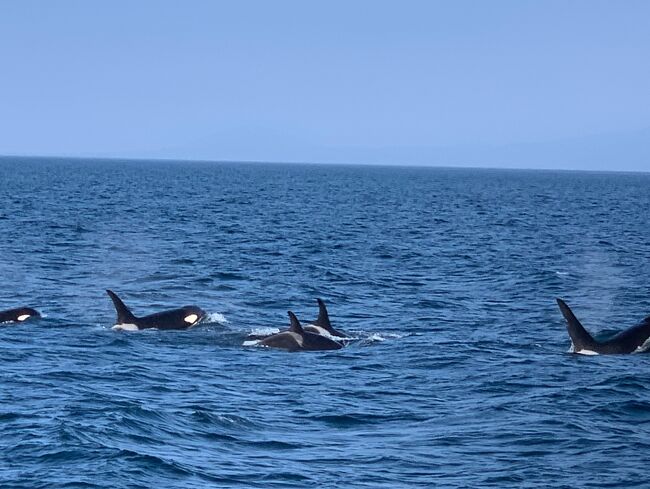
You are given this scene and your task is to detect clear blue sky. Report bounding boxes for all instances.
[1,0,649,170]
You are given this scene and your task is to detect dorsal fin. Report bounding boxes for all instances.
[287,311,304,335]
[314,298,332,330]
[106,290,137,324]
[556,298,597,351]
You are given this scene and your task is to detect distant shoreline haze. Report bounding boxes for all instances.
[1,2,649,173]
[1,129,649,175]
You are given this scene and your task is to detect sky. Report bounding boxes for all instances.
[1,0,649,171]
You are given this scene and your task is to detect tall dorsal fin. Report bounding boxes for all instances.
[288,311,305,335]
[106,289,137,324]
[314,298,332,330]
[556,298,597,351]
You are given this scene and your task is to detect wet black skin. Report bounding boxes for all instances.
[0,307,40,324]
[304,298,347,337]
[557,298,650,354]
[258,311,343,352]
[248,298,348,341]
[107,289,206,330]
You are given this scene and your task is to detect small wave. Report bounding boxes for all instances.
[242,339,262,347]
[190,410,258,428]
[205,312,228,324]
[214,272,248,281]
[362,332,407,343]
[245,439,303,450]
[37,449,89,462]
[0,412,22,421]
[311,413,393,427]
[113,449,193,476]
[259,471,313,482]
[202,432,239,442]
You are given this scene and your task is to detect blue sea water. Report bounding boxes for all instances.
[1,157,650,488]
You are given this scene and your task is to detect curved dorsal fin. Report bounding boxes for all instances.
[106,289,137,324]
[288,311,304,335]
[556,298,597,351]
[314,298,332,330]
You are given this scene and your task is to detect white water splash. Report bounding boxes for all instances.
[364,332,408,343]
[249,327,280,336]
[205,312,229,324]
[330,333,358,341]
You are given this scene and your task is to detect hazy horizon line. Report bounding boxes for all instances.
[1,152,648,175]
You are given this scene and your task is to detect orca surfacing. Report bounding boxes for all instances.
[258,311,343,352]
[303,298,348,338]
[107,290,206,331]
[247,298,349,342]
[0,307,40,324]
[557,298,650,355]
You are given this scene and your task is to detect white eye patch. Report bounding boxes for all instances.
[184,314,198,324]
[17,314,31,321]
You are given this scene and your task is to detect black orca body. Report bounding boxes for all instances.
[258,311,343,352]
[303,298,347,338]
[247,298,348,341]
[107,290,206,331]
[0,307,40,324]
[557,298,650,355]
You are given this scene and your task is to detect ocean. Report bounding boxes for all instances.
[1,157,650,488]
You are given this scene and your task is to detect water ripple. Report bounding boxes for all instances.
[1,160,650,487]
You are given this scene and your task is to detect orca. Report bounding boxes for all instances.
[0,307,40,324]
[257,311,343,352]
[107,289,206,331]
[246,298,349,341]
[303,298,348,338]
[557,298,650,355]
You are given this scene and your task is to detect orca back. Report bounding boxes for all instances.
[136,306,206,330]
[257,311,342,352]
[0,307,40,324]
[107,290,205,330]
[601,317,650,354]
[308,298,346,337]
[258,331,305,351]
[301,331,343,351]
[557,298,650,354]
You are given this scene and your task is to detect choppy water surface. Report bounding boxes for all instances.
[1,158,650,488]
